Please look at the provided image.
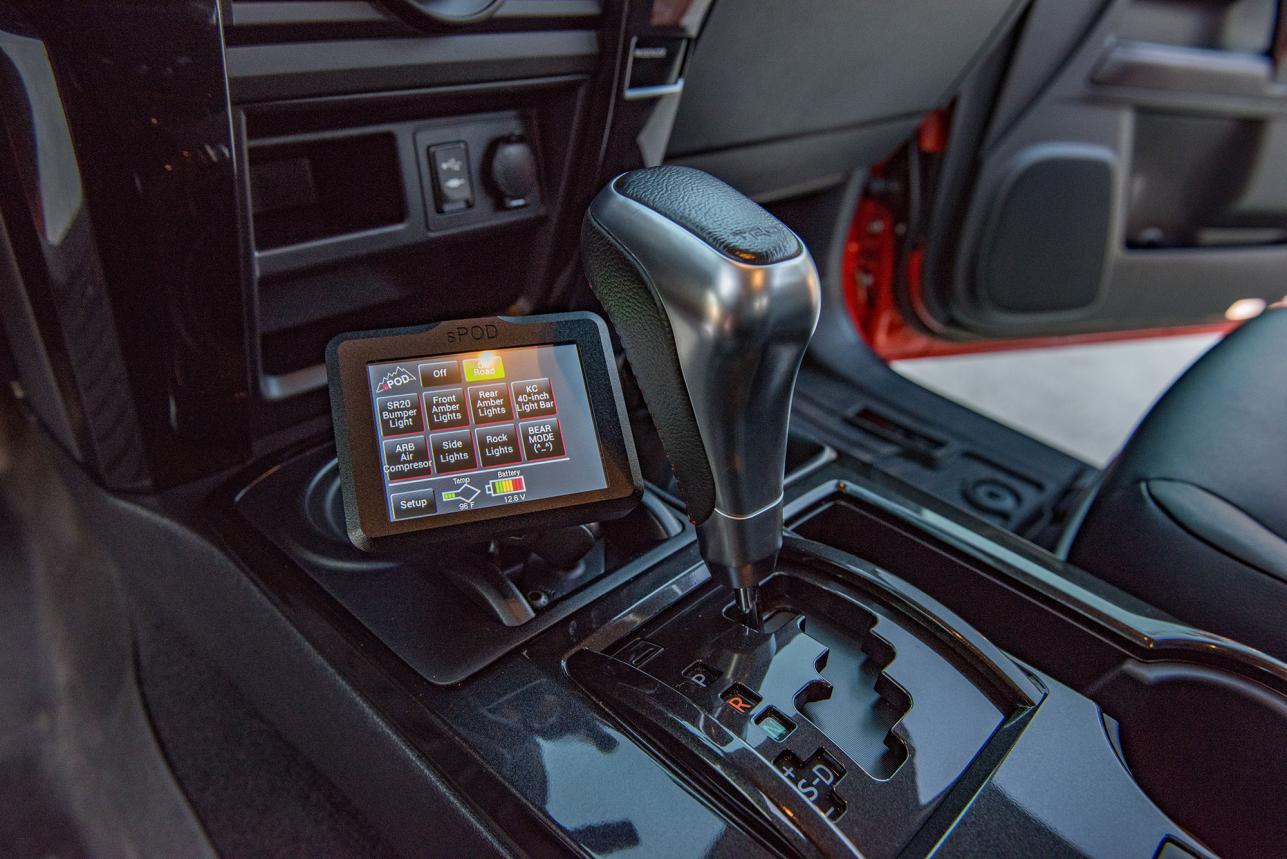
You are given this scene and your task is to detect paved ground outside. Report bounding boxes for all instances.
[893,333,1221,467]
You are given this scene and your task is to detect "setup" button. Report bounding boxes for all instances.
[390,487,436,520]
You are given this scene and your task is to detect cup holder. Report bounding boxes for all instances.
[298,454,684,571]
[303,457,351,546]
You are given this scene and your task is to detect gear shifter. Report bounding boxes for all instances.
[581,166,820,629]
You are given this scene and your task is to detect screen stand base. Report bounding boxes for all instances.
[443,557,537,627]
[442,524,605,627]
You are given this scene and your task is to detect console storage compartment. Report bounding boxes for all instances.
[234,442,693,684]
[250,132,405,250]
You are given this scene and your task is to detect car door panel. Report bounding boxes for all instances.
[924,0,1287,339]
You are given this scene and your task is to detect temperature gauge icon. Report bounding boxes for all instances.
[441,482,481,504]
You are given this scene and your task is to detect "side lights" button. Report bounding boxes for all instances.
[429,428,478,474]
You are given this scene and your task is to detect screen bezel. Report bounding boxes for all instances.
[327,313,642,552]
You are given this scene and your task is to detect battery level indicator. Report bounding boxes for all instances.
[485,476,526,496]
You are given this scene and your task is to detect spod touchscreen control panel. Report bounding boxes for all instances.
[328,313,641,551]
[369,344,606,522]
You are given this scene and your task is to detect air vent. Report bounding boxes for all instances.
[381,0,506,28]
[224,0,602,101]
[226,0,602,44]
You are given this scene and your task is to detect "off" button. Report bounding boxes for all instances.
[419,360,461,388]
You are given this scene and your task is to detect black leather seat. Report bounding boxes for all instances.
[1065,308,1287,659]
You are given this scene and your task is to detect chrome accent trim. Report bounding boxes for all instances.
[623,81,685,100]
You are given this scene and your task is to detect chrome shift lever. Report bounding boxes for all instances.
[581,167,820,628]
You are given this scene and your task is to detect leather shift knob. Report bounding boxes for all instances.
[581,166,820,594]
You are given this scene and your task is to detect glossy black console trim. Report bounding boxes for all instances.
[226,30,600,101]
[780,536,1041,708]
[784,439,838,487]
[174,388,1232,857]
[785,476,1287,693]
[11,0,252,488]
[228,0,602,32]
[0,21,150,490]
[204,444,614,853]
[563,538,1046,857]
[567,648,857,858]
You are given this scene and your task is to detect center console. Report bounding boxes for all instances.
[229,437,1257,857]
[567,540,1195,858]
[218,168,1284,857]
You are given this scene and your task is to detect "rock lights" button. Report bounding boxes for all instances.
[475,425,523,468]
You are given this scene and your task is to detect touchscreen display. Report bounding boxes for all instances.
[366,344,608,523]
